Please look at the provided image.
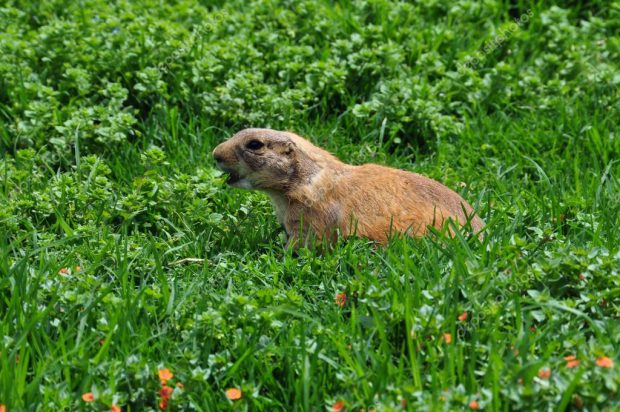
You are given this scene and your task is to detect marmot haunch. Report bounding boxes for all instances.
[213,128,484,248]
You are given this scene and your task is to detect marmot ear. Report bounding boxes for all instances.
[283,140,296,157]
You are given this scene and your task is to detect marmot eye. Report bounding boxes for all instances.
[245,140,264,150]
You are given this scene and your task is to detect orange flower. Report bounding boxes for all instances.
[538,367,551,379]
[82,392,95,402]
[596,356,614,368]
[110,406,121,412]
[225,388,242,400]
[160,385,173,400]
[159,400,169,410]
[158,368,173,384]
[0,404,5,412]
[469,400,479,410]
[443,333,452,344]
[564,355,580,368]
[59,267,69,275]
[332,400,345,412]
[335,293,346,307]
[458,312,468,321]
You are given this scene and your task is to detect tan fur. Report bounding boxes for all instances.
[213,128,484,248]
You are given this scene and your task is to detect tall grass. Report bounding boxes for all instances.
[1,0,618,410]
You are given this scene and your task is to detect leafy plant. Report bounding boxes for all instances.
[0,0,619,410]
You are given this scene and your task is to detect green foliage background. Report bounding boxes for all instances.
[0,0,619,410]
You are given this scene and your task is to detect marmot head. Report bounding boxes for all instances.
[213,128,302,192]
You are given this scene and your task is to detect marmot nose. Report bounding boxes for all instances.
[212,149,223,163]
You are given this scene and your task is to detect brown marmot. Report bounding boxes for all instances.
[213,128,484,248]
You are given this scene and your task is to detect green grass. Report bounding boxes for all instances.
[1,0,619,410]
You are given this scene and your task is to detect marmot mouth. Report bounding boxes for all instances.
[226,171,241,185]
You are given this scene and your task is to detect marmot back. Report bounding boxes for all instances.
[213,128,484,248]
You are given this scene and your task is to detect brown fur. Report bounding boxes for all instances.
[213,128,484,248]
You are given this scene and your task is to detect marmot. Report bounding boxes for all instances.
[213,128,484,248]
